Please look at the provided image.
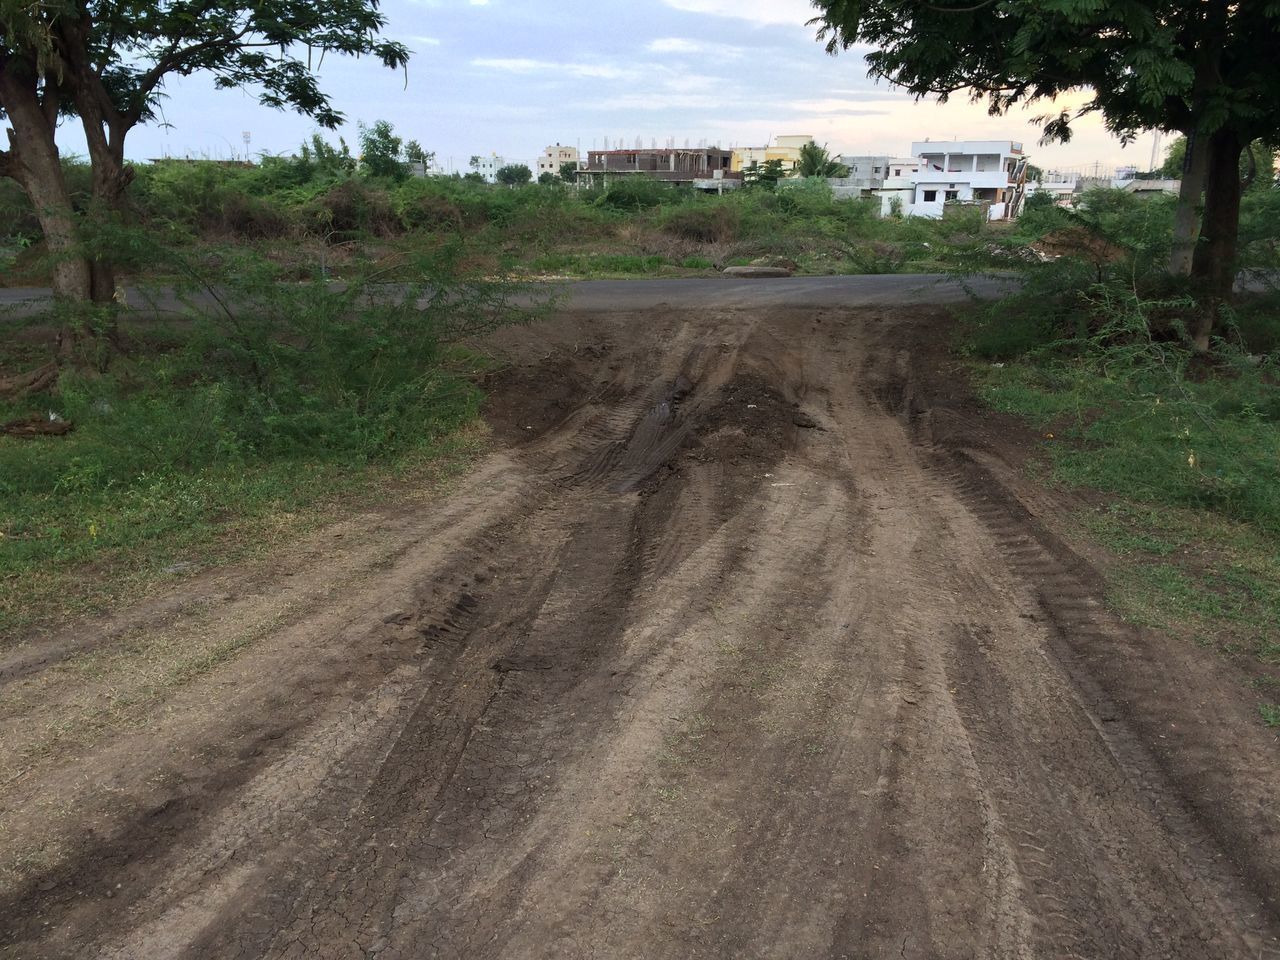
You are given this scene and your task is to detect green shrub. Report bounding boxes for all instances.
[303,180,400,239]
[594,177,682,211]
[661,204,740,243]
[0,241,541,625]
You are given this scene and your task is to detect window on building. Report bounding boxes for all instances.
[922,189,937,202]
[945,190,959,201]
[893,168,901,176]
[873,166,881,173]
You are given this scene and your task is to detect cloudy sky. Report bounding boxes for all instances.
[67,0,1162,174]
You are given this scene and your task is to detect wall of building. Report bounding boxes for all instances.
[470,155,505,183]
[537,144,580,176]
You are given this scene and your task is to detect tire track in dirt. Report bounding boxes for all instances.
[3,305,1278,960]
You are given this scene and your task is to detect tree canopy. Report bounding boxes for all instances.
[811,0,1280,348]
[796,141,849,179]
[0,0,408,305]
[812,2,1279,145]
[496,163,531,186]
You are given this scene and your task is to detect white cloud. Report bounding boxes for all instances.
[646,37,747,58]
[647,37,700,53]
[661,0,819,27]
[789,97,894,115]
[588,92,742,112]
[407,35,442,45]
[471,57,633,79]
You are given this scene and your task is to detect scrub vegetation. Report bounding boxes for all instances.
[960,187,1280,707]
[0,150,990,283]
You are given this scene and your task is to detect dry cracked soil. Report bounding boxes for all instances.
[2,300,1279,959]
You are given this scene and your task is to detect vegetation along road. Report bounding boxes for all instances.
[3,281,1277,959]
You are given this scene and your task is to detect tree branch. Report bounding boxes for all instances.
[921,0,997,12]
[129,21,254,120]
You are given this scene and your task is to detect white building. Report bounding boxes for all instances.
[1030,170,1080,206]
[470,153,505,183]
[538,143,579,177]
[840,156,921,193]
[876,175,917,217]
[905,139,1029,219]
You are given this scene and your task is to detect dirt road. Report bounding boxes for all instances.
[3,299,1279,959]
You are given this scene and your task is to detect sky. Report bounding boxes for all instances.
[59,0,1166,175]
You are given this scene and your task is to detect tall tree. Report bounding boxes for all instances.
[812,0,1280,350]
[358,119,407,180]
[795,140,850,178]
[495,163,531,187]
[0,0,407,314]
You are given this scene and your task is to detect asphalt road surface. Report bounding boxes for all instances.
[0,273,1016,319]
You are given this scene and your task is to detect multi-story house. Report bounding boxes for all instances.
[839,156,921,193]
[906,139,1029,219]
[470,153,505,183]
[578,147,740,191]
[537,143,580,177]
[731,135,815,176]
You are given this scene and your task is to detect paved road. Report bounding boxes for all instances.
[0,273,1015,320]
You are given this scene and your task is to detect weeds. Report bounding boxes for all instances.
[0,236,541,636]
[964,193,1280,722]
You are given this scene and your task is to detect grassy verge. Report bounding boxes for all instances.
[1,253,531,640]
[0,421,489,638]
[963,284,1280,725]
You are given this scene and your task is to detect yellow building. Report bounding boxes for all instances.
[731,135,814,175]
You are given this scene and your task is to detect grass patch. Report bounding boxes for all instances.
[965,268,1280,726]
[527,252,668,276]
[1,249,535,638]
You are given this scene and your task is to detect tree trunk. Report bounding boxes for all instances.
[1189,127,1244,352]
[1169,132,1209,276]
[0,63,91,304]
[78,84,134,308]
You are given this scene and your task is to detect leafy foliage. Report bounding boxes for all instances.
[495,164,532,187]
[795,141,849,179]
[0,233,543,627]
[0,0,409,130]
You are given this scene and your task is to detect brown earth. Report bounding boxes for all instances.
[2,303,1279,959]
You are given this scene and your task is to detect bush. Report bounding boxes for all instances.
[978,286,1280,532]
[661,204,740,243]
[304,180,400,239]
[0,240,545,626]
[594,177,681,211]
[396,187,464,233]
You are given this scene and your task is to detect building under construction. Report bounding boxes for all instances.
[577,147,741,190]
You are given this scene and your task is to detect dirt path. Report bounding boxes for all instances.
[3,304,1278,959]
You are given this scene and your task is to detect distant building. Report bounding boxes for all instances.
[1116,178,1181,197]
[470,154,505,183]
[901,139,1029,219]
[1030,170,1080,206]
[731,135,814,177]
[579,147,741,191]
[839,156,921,195]
[538,143,580,177]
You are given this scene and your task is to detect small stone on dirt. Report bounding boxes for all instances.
[792,412,820,429]
[382,611,411,625]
